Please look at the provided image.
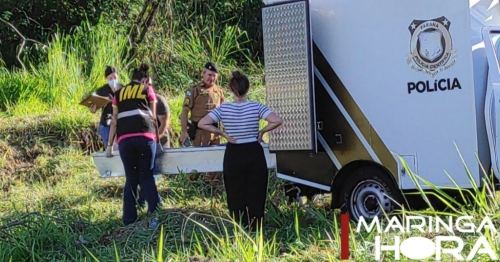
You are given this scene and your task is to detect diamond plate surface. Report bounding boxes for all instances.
[262,1,315,151]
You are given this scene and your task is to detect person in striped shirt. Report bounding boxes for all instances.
[198,71,283,232]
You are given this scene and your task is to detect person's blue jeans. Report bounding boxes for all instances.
[99,124,110,146]
[138,142,164,206]
[118,136,159,225]
[138,175,162,208]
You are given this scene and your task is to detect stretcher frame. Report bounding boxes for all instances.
[91,143,278,178]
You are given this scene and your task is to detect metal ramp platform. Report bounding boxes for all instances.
[91,144,277,178]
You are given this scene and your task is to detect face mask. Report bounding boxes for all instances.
[107,80,117,87]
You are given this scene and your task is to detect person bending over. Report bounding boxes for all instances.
[106,63,160,229]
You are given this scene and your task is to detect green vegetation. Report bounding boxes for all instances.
[1,113,499,261]
[0,0,499,261]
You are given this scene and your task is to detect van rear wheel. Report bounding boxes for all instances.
[339,166,401,222]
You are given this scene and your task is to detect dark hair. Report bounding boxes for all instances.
[105,65,117,77]
[229,71,249,97]
[131,63,150,81]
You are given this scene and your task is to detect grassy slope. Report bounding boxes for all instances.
[2,103,500,262]
[0,107,337,261]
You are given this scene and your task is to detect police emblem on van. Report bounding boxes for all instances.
[407,16,457,78]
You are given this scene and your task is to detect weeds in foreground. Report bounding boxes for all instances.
[1,116,500,261]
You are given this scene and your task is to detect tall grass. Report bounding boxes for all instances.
[146,12,256,94]
[0,14,263,122]
[0,18,130,117]
[1,119,498,262]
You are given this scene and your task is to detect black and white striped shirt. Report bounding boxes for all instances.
[208,101,272,144]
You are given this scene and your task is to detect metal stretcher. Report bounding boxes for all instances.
[91,143,277,178]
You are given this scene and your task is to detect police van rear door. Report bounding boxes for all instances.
[262,0,318,153]
[483,27,500,181]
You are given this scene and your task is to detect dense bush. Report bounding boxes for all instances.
[0,0,264,70]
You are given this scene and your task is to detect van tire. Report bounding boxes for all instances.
[339,166,402,223]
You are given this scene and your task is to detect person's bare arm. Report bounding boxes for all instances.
[258,112,283,142]
[259,112,283,133]
[89,104,97,113]
[148,99,159,142]
[91,87,106,113]
[198,115,236,143]
[157,114,168,135]
[108,107,118,148]
[198,115,215,131]
[149,101,157,121]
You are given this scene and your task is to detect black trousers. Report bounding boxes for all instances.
[223,141,268,231]
[118,136,159,225]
